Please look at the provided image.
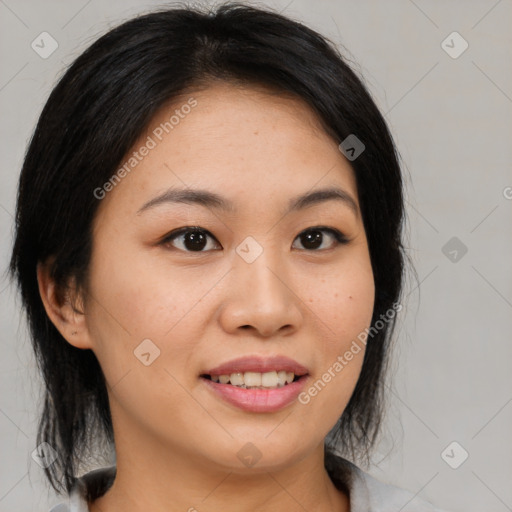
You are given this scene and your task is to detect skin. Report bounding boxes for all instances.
[38,82,375,512]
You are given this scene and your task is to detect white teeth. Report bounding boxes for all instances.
[261,371,278,387]
[229,372,244,386]
[244,372,262,387]
[210,371,297,388]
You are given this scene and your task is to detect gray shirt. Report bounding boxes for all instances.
[48,454,451,512]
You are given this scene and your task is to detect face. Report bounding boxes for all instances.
[73,82,374,472]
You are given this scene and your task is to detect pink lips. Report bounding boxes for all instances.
[205,355,309,376]
[201,355,309,413]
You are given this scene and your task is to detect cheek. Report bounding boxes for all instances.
[87,244,202,337]
[301,258,375,345]
[84,246,229,380]
[294,254,374,418]
[84,254,208,422]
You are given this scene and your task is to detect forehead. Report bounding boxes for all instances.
[96,82,359,218]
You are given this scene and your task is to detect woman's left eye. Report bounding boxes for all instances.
[292,227,349,251]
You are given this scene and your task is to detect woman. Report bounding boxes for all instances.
[10,3,451,511]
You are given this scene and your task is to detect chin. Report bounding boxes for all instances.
[198,428,319,474]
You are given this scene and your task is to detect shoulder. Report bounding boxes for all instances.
[48,465,116,512]
[353,467,452,512]
[326,452,453,512]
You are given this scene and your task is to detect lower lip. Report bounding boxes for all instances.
[201,376,308,413]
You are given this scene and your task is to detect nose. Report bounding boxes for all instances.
[218,250,304,338]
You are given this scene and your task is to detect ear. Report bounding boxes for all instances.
[37,262,94,350]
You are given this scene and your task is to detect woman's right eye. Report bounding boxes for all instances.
[161,227,221,252]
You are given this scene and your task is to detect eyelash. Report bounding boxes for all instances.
[160,226,349,253]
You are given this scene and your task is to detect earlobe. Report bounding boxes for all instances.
[36,263,93,350]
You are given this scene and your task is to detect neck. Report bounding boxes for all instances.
[89,434,349,512]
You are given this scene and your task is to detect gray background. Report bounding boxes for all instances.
[1,1,511,511]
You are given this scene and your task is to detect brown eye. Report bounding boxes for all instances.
[162,227,221,252]
[292,227,348,251]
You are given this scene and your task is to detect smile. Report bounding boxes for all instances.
[200,356,310,412]
[203,370,299,389]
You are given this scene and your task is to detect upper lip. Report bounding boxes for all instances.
[203,355,309,376]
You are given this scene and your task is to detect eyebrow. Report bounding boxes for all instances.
[137,186,359,218]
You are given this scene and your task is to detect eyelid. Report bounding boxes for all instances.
[160,226,221,250]
[292,226,350,250]
[297,225,349,241]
